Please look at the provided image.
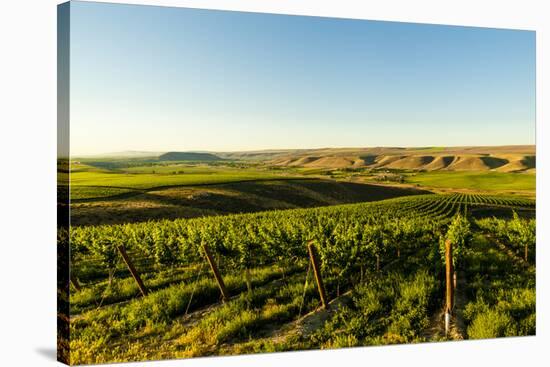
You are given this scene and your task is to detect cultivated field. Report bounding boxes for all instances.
[61,146,536,365]
[405,171,535,192]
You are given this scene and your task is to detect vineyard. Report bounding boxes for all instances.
[65,193,536,364]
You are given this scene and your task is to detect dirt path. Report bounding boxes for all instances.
[222,290,354,350]
[452,270,467,339]
[421,271,466,342]
[278,291,352,340]
[420,303,446,341]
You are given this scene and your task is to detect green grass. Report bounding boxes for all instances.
[70,186,138,200]
[70,163,108,173]
[69,265,317,364]
[462,234,535,339]
[70,168,296,200]
[308,270,437,348]
[70,170,282,189]
[122,165,226,174]
[406,171,535,191]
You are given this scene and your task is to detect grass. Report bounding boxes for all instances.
[70,178,429,226]
[70,168,295,200]
[70,186,138,200]
[406,171,535,191]
[123,165,229,174]
[307,270,437,349]
[69,265,319,364]
[462,234,535,339]
[67,215,536,364]
[70,264,298,341]
[70,158,536,202]
[70,170,283,189]
[70,264,205,314]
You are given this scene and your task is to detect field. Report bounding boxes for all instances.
[60,147,536,365]
[405,171,535,192]
[68,148,535,227]
[70,163,291,200]
[69,159,434,226]
[64,192,535,364]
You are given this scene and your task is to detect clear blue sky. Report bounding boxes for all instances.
[68,1,535,155]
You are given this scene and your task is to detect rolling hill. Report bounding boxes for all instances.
[264,146,535,172]
[77,146,536,172]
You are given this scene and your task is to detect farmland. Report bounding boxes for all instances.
[68,147,535,226]
[65,191,536,364]
[405,171,535,192]
[68,159,429,226]
[60,147,536,365]
[70,164,291,200]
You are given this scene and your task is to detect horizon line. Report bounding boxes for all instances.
[71,143,536,158]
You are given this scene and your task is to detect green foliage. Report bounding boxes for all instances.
[464,287,535,339]
[67,192,536,364]
[476,212,536,261]
[311,270,436,348]
[509,212,536,258]
[70,193,535,284]
[440,214,472,267]
[467,309,517,339]
[89,235,120,276]
[462,234,536,340]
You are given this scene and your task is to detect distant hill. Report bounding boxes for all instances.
[158,152,223,161]
[265,146,536,172]
[74,151,163,159]
[217,145,534,160]
[79,146,536,172]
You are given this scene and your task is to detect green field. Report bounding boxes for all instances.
[123,165,225,174]
[70,167,295,200]
[406,171,535,192]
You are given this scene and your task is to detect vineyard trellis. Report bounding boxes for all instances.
[64,191,537,364]
[67,193,535,332]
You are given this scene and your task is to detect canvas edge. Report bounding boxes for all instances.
[57,1,71,365]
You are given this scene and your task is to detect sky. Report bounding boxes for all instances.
[67,1,536,156]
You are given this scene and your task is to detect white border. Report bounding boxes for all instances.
[0,0,547,366]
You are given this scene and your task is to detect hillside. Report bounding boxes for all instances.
[70,179,429,226]
[264,146,535,172]
[77,146,536,172]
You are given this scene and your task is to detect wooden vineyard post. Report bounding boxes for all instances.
[307,241,329,309]
[445,239,453,336]
[117,245,148,297]
[202,242,229,302]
